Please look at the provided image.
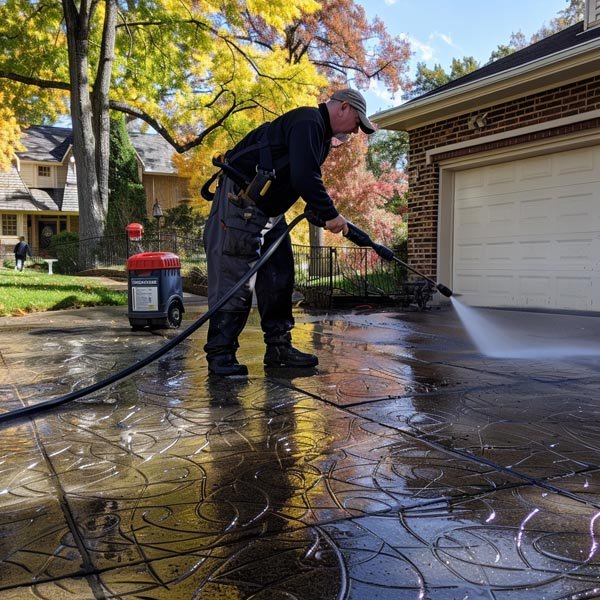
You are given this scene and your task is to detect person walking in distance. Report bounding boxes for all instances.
[14,236,32,272]
[201,89,376,376]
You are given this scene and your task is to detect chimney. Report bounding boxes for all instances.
[585,0,600,29]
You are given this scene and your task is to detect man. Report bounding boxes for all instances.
[14,236,32,272]
[203,88,376,376]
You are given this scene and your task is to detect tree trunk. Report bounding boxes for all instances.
[62,0,107,268]
[92,0,117,214]
[308,222,328,278]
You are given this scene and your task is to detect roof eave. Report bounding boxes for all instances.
[372,38,600,131]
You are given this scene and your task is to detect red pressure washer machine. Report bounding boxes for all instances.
[126,252,184,330]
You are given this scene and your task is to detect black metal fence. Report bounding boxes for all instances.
[19,233,206,273]
[292,243,434,309]
[4,232,432,309]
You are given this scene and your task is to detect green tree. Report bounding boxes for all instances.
[408,57,480,99]
[0,92,23,170]
[449,56,480,79]
[488,32,528,61]
[0,0,324,252]
[106,114,147,236]
[488,0,584,62]
[410,62,450,97]
[367,130,409,175]
[163,204,206,237]
[173,0,413,228]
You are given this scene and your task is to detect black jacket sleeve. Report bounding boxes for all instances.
[287,118,339,221]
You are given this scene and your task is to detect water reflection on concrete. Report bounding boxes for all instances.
[2,304,600,598]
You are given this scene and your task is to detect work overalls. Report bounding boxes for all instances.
[202,126,296,370]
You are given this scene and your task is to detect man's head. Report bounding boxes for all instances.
[19,236,25,242]
[327,88,376,137]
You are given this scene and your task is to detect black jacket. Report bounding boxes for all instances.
[14,241,31,259]
[226,103,338,221]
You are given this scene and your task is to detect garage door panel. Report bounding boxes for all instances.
[453,146,600,310]
[488,200,516,226]
[556,276,592,310]
[454,273,483,294]
[518,156,553,180]
[556,191,600,233]
[517,274,552,299]
[455,169,485,192]
[455,242,485,265]
[555,147,595,175]
[487,241,515,264]
[488,274,515,294]
[520,240,552,265]
[455,204,484,231]
[487,162,516,185]
[519,195,553,223]
[556,238,593,264]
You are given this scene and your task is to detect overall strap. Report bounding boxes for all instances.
[227,123,274,174]
[201,123,275,201]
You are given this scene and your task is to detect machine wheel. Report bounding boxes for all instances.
[167,300,183,328]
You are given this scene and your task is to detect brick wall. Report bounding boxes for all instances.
[407,74,600,277]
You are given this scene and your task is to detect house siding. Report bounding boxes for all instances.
[142,174,190,214]
[407,74,600,278]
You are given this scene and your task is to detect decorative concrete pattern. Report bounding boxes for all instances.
[1,304,600,598]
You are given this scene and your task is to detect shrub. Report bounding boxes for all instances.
[49,231,80,274]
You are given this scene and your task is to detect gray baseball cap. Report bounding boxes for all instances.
[330,88,376,134]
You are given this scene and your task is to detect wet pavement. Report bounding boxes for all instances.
[2,292,600,599]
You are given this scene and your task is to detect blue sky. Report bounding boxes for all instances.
[358,0,570,112]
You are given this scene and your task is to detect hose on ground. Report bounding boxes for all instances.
[0,213,308,424]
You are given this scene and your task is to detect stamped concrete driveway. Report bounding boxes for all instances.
[1,299,600,599]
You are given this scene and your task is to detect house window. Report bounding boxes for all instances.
[38,165,51,178]
[2,214,17,236]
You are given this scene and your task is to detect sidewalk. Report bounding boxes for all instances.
[1,300,600,598]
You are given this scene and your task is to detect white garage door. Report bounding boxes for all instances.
[453,146,600,310]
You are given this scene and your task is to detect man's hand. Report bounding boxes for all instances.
[325,215,349,235]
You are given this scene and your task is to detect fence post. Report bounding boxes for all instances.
[363,248,368,297]
[329,247,334,295]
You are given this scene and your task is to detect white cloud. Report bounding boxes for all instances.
[365,80,404,113]
[433,32,454,46]
[407,36,434,61]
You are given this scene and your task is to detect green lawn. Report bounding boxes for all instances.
[0,269,127,316]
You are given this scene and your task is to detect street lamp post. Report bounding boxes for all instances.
[153,199,163,251]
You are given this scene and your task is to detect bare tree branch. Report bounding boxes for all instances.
[108,98,256,153]
[0,70,70,90]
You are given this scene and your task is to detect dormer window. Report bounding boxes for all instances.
[38,165,50,178]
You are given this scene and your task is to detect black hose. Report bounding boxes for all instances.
[0,213,308,424]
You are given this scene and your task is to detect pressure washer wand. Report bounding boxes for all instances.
[306,211,452,297]
[344,223,453,297]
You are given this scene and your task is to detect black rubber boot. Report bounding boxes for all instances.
[264,344,319,368]
[205,310,249,377]
[208,353,248,377]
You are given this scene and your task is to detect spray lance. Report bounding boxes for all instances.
[305,211,453,298]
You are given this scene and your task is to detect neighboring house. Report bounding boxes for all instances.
[128,131,190,216]
[0,126,189,257]
[373,2,600,311]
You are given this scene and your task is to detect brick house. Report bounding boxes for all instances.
[373,4,600,311]
[0,126,189,257]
